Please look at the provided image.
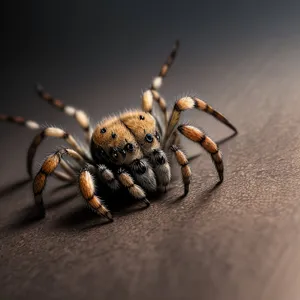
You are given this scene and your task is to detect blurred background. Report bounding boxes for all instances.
[1,1,300,300]
[2,0,300,177]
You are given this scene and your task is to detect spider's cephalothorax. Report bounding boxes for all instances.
[1,41,237,221]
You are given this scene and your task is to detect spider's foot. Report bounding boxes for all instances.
[217,176,223,185]
[34,196,46,218]
[143,198,150,207]
[104,211,114,222]
[184,185,189,196]
[35,205,46,219]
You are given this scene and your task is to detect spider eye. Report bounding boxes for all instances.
[110,148,119,159]
[100,128,106,134]
[125,143,134,152]
[139,115,145,120]
[145,133,153,143]
[119,149,126,158]
[155,131,160,142]
[93,147,106,162]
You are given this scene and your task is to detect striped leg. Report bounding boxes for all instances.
[177,124,224,183]
[142,89,168,132]
[147,149,171,191]
[117,168,150,206]
[36,84,92,144]
[0,115,78,181]
[164,96,238,146]
[27,127,90,178]
[33,148,86,216]
[150,40,180,91]
[79,169,113,220]
[78,163,120,191]
[97,164,120,191]
[0,114,40,130]
[143,41,179,137]
[170,145,191,195]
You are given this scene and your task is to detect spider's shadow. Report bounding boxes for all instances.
[8,206,46,230]
[53,188,161,231]
[0,178,31,199]
[2,179,169,232]
[4,182,214,232]
[170,180,222,204]
[2,130,236,231]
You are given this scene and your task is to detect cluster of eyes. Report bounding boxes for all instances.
[99,115,160,159]
[110,143,135,159]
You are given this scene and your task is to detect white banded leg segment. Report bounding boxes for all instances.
[97,165,120,191]
[0,114,40,130]
[150,40,180,91]
[27,127,88,177]
[36,84,92,143]
[79,170,112,220]
[33,148,85,216]
[178,124,224,183]
[170,145,191,195]
[142,90,168,129]
[164,96,238,145]
[117,169,150,206]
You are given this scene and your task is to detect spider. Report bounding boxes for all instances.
[0,41,237,221]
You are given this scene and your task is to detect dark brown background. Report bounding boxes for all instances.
[1,1,300,299]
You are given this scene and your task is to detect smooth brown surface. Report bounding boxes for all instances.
[1,2,300,300]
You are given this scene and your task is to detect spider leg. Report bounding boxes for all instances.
[27,127,91,178]
[87,163,154,205]
[0,114,78,181]
[33,148,86,216]
[91,159,157,195]
[142,89,168,135]
[150,40,180,91]
[56,159,79,181]
[0,114,40,130]
[117,168,150,206]
[97,164,120,191]
[128,158,157,193]
[177,124,223,183]
[96,159,157,194]
[143,40,179,137]
[170,145,191,195]
[164,96,238,146]
[52,169,74,182]
[164,130,181,152]
[147,149,171,191]
[35,84,92,144]
[79,168,113,221]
